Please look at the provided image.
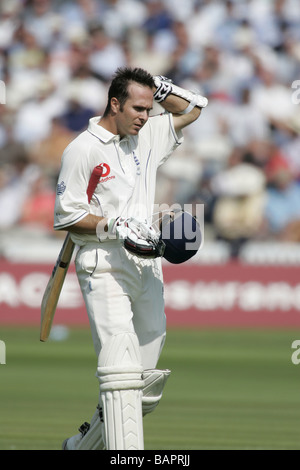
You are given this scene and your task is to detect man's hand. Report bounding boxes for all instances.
[121,218,165,259]
[97,217,165,258]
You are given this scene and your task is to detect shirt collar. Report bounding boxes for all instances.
[88,116,134,144]
[87,116,121,143]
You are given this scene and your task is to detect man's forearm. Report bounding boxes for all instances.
[152,75,206,130]
[67,214,106,235]
[158,92,195,114]
[155,91,201,131]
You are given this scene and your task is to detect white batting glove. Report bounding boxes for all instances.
[115,217,132,240]
[97,217,158,242]
[117,217,158,242]
[97,217,164,258]
[125,217,159,241]
[153,75,208,110]
[121,217,163,258]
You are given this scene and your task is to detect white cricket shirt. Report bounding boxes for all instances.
[54,113,183,246]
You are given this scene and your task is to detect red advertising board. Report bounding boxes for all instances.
[0,260,300,328]
[163,262,300,327]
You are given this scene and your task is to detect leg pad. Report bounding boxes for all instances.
[142,369,171,416]
[97,333,144,450]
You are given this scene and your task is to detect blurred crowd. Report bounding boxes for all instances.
[0,0,300,257]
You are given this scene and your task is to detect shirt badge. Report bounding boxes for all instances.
[56,181,66,196]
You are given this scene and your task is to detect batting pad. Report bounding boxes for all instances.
[97,333,144,450]
[76,406,105,450]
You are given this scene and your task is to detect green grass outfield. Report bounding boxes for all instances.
[0,325,300,450]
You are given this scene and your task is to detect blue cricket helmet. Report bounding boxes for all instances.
[159,210,202,264]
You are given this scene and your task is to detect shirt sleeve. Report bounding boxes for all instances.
[147,112,184,167]
[53,140,91,230]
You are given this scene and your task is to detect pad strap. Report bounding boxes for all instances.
[65,368,171,450]
[63,405,105,450]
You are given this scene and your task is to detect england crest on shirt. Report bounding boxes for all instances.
[56,181,66,196]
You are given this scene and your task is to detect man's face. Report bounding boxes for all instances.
[114,83,153,137]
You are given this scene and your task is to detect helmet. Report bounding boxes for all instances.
[159,210,202,264]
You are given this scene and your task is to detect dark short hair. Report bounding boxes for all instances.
[103,67,154,115]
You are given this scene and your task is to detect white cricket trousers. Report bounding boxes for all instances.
[75,241,167,369]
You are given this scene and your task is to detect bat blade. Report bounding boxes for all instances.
[40,233,75,341]
[40,165,103,342]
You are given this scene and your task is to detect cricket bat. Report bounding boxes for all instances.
[40,164,103,342]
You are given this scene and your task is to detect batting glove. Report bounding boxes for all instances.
[153,75,173,103]
[97,217,165,258]
[121,217,165,259]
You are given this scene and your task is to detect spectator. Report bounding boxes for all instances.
[162,21,202,83]
[28,117,74,174]
[6,25,49,108]
[0,0,21,52]
[23,0,63,50]
[250,58,297,130]
[210,148,267,257]
[280,114,300,181]
[58,0,103,32]
[87,24,127,81]
[226,85,270,147]
[263,154,300,241]
[0,105,8,148]
[99,0,148,40]
[0,152,41,230]
[12,75,66,145]
[0,0,300,249]
[142,0,173,35]
[19,170,56,232]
